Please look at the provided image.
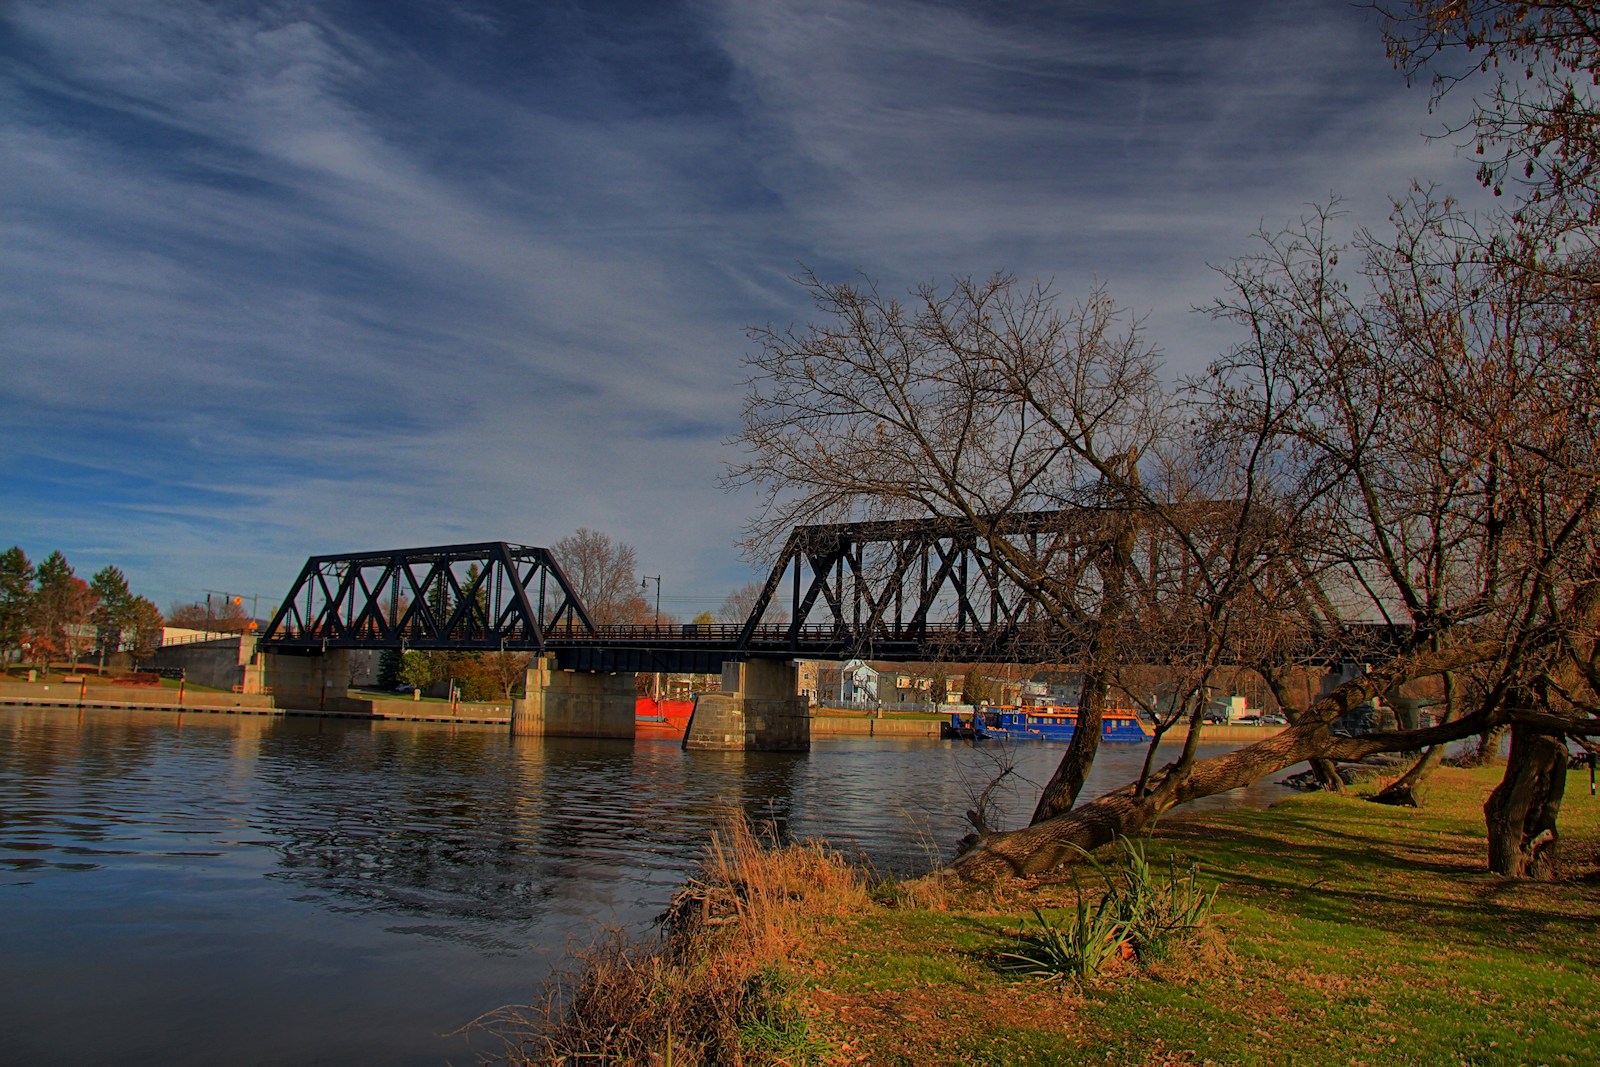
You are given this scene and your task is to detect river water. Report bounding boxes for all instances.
[0,708,1293,1065]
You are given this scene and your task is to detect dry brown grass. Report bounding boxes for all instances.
[473,816,868,1066]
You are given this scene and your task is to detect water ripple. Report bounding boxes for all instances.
[0,707,1292,1066]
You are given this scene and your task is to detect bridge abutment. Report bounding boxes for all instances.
[511,655,636,739]
[684,659,809,752]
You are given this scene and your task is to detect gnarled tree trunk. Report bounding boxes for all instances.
[1368,744,1443,806]
[1484,724,1567,879]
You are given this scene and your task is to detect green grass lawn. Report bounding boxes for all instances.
[791,765,1600,1065]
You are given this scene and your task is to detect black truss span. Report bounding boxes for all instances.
[260,542,595,653]
[258,517,1401,666]
[258,516,1109,664]
[736,512,1107,660]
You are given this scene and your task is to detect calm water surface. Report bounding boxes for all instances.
[0,708,1293,1065]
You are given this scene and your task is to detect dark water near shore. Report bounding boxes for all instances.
[0,708,1295,1065]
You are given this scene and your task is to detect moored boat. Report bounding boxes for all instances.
[942,704,1151,742]
[636,696,694,739]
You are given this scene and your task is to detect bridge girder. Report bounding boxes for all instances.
[257,511,1402,667]
[260,542,594,652]
[737,511,1118,661]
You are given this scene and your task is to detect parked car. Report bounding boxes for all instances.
[1237,714,1262,725]
[1262,714,1288,725]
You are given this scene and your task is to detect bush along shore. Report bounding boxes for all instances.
[480,764,1600,1065]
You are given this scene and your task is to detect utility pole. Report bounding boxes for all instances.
[641,575,662,703]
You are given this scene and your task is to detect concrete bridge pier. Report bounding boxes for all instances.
[684,659,809,752]
[254,646,358,711]
[511,655,636,739]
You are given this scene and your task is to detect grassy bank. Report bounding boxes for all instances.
[505,764,1600,1065]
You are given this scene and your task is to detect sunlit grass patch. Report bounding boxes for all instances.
[479,767,1600,1064]
[797,765,1600,1065]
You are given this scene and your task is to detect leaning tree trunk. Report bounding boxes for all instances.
[943,640,1503,883]
[1371,664,1460,807]
[1029,662,1107,823]
[1484,724,1568,879]
[1368,744,1445,807]
[1029,495,1136,824]
[1262,665,1343,791]
[1309,756,1347,793]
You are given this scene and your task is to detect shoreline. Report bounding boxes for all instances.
[809,708,1283,744]
[511,764,1600,1064]
[0,690,511,725]
[3,693,1286,741]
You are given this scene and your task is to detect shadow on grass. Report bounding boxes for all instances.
[1155,801,1600,952]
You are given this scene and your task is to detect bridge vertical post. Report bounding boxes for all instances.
[511,655,636,739]
[683,659,809,752]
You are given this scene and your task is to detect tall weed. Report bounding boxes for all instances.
[475,815,865,1065]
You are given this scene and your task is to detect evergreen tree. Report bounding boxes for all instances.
[89,565,133,660]
[461,563,490,638]
[426,572,452,637]
[377,647,402,689]
[0,546,33,664]
[31,551,94,666]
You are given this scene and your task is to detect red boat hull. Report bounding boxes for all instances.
[635,697,693,739]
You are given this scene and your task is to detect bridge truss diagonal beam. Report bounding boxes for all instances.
[260,542,596,652]
[734,511,1124,661]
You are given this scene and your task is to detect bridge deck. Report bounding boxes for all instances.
[260,621,1065,671]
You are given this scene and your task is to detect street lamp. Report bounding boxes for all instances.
[641,575,661,629]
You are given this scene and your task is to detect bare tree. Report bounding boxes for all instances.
[553,529,643,627]
[482,650,534,701]
[731,272,1176,819]
[1380,0,1600,260]
[719,581,788,626]
[730,250,1599,883]
[168,598,252,633]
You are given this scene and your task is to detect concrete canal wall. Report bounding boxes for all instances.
[0,681,510,725]
[4,685,1288,742]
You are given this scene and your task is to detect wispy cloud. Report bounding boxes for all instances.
[1,0,1492,610]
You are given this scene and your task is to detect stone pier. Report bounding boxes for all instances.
[683,659,809,752]
[255,647,366,712]
[510,655,636,739]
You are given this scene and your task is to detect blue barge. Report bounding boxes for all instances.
[942,705,1152,742]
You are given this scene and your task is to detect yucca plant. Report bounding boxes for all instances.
[1000,834,1218,982]
[1103,836,1218,962]
[1000,848,1130,982]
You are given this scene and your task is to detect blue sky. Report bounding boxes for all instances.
[1,0,1484,619]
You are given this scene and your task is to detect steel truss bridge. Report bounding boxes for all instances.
[258,511,1382,672]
